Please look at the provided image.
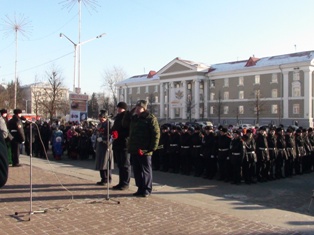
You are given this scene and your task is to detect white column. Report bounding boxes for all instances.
[203,79,208,119]
[170,82,175,119]
[282,71,289,119]
[123,88,127,103]
[160,83,164,119]
[303,67,313,126]
[182,81,187,119]
[194,79,200,120]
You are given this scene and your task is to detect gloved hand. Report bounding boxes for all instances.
[112,131,118,140]
[97,137,103,142]
[138,149,144,156]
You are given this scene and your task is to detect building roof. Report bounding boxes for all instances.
[115,70,159,86]
[207,50,314,74]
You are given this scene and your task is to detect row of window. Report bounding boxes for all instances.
[208,104,300,115]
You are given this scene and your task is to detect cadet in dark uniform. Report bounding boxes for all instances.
[267,127,277,180]
[285,128,296,177]
[159,125,170,172]
[230,129,244,184]
[180,125,192,175]
[191,125,204,177]
[217,127,231,181]
[202,126,217,179]
[302,128,312,173]
[255,127,269,182]
[168,126,181,173]
[112,102,131,190]
[242,129,257,184]
[308,128,314,172]
[275,127,287,179]
[295,128,305,175]
[7,109,25,167]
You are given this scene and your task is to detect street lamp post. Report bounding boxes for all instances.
[60,32,106,93]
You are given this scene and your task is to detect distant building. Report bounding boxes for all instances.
[117,50,314,127]
[21,82,69,119]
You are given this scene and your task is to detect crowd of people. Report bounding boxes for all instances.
[1,104,313,190]
[153,123,314,185]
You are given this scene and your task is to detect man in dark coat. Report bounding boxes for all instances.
[7,109,25,167]
[123,100,160,197]
[0,133,9,188]
[95,110,114,185]
[111,102,131,190]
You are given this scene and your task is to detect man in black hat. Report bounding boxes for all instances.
[230,129,244,184]
[111,102,131,190]
[7,109,25,167]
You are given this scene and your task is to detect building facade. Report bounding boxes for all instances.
[21,82,69,119]
[116,51,314,127]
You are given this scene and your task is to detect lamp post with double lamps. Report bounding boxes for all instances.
[60,32,106,93]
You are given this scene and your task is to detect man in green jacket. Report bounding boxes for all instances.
[123,100,160,197]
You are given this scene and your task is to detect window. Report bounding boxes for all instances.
[239,76,244,86]
[272,89,278,98]
[293,104,300,114]
[128,87,132,95]
[155,96,158,103]
[145,86,149,93]
[155,85,158,92]
[210,106,214,114]
[137,87,140,94]
[239,91,244,99]
[224,78,229,87]
[223,91,229,100]
[292,82,301,97]
[239,105,244,114]
[210,80,215,88]
[293,69,300,81]
[223,106,229,114]
[272,73,278,83]
[272,104,278,114]
[210,92,215,100]
[187,83,192,90]
[255,75,260,84]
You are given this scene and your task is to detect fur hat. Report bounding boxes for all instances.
[99,109,109,118]
[0,109,7,115]
[136,100,148,110]
[117,102,127,110]
[13,109,22,115]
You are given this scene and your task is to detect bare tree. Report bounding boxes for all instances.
[250,89,265,125]
[214,90,222,125]
[102,66,127,110]
[38,68,67,123]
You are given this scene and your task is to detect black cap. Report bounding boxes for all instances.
[13,109,22,115]
[117,102,127,110]
[221,127,228,133]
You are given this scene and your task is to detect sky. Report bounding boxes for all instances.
[1,0,314,96]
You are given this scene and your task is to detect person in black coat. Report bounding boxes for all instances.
[0,133,9,188]
[111,102,130,190]
[7,109,25,167]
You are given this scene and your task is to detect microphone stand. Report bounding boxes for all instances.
[15,121,47,220]
[104,118,120,204]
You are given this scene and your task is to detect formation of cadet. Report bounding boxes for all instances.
[152,124,314,185]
